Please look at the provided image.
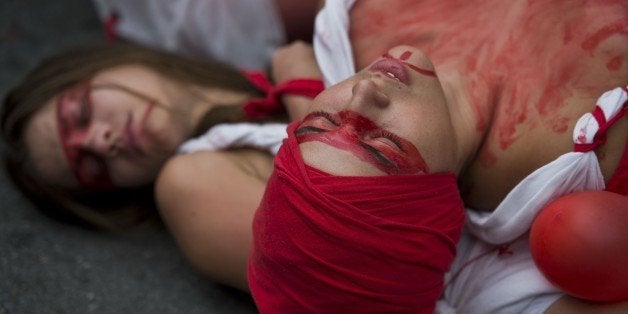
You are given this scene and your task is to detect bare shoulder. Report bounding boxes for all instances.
[545,296,628,314]
[154,150,274,289]
[155,149,274,216]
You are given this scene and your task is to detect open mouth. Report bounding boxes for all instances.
[369,58,410,85]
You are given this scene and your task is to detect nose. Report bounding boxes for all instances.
[76,123,121,157]
[348,79,390,113]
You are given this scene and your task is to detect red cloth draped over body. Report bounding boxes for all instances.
[248,122,466,313]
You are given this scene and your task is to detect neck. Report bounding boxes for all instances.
[440,69,489,176]
[186,86,253,134]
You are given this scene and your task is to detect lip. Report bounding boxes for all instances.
[369,58,410,86]
[124,114,145,156]
[383,52,437,78]
[129,101,155,156]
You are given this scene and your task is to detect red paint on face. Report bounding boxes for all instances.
[382,52,437,77]
[400,50,412,60]
[57,81,114,189]
[295,111,428,175]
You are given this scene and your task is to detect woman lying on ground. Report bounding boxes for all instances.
[247,45,471,313]
[90,0,322,70]
[157,41,627,312]
[0,41,322,230]
[3,0,627,311]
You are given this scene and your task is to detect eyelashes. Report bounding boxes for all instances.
[312,110,340,126]
[297,110,404,152]
[367,129,403,151]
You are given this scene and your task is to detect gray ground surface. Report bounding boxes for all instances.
[0,1,256,313]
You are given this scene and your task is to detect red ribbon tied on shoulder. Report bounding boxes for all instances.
[243,71,324,120]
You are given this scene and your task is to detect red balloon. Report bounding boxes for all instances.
[530,190,628,302]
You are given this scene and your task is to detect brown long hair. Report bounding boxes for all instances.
[1,42,267,230]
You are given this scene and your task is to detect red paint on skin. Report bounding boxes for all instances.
[57,81,114,188]
[350,0,626,167]
[478,146,497,168]
[295,110,428,175]
[382,52,437,77]
[606,56,623,71]
[581,21,627,54]
[551,116,570,133]
[400,50,412,60]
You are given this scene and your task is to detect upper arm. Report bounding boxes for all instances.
[154,151,269,290]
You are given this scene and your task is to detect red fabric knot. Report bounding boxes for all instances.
[573,101,626,153]
[103,11,119,42]
[242,71,324,120]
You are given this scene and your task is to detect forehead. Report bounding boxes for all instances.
[24,96,77,189]
[92,64,169,90]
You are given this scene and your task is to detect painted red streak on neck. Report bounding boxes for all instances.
[382,52,436,77]
[296,111,428,175]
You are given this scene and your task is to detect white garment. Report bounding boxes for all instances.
[313,1,627,312]
[313,0,357,87]
[91,0,286,70]
[178,123,287,156]
[439,87,625,313]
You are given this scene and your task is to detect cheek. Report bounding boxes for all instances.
[402,113,456,172]
[142,108,184,150]
[311,83,353,111]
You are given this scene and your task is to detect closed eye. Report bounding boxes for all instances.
[366,129,404,151]
[360,142,396,168]
[77,95,92,128]
[294,125,326,136]
[296,111,341,135]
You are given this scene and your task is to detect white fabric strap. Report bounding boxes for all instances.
[574,87,627,146]
[178,123,287,156]
[467,87,627,244]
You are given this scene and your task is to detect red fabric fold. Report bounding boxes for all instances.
[248,122,466,313]
[242,71,324,120]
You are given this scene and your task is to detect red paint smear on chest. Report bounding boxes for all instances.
[350,0,627,164]
[581,21,627,54]
[607,56,623,71]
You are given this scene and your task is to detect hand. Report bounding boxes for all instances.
[271,40,322,84]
